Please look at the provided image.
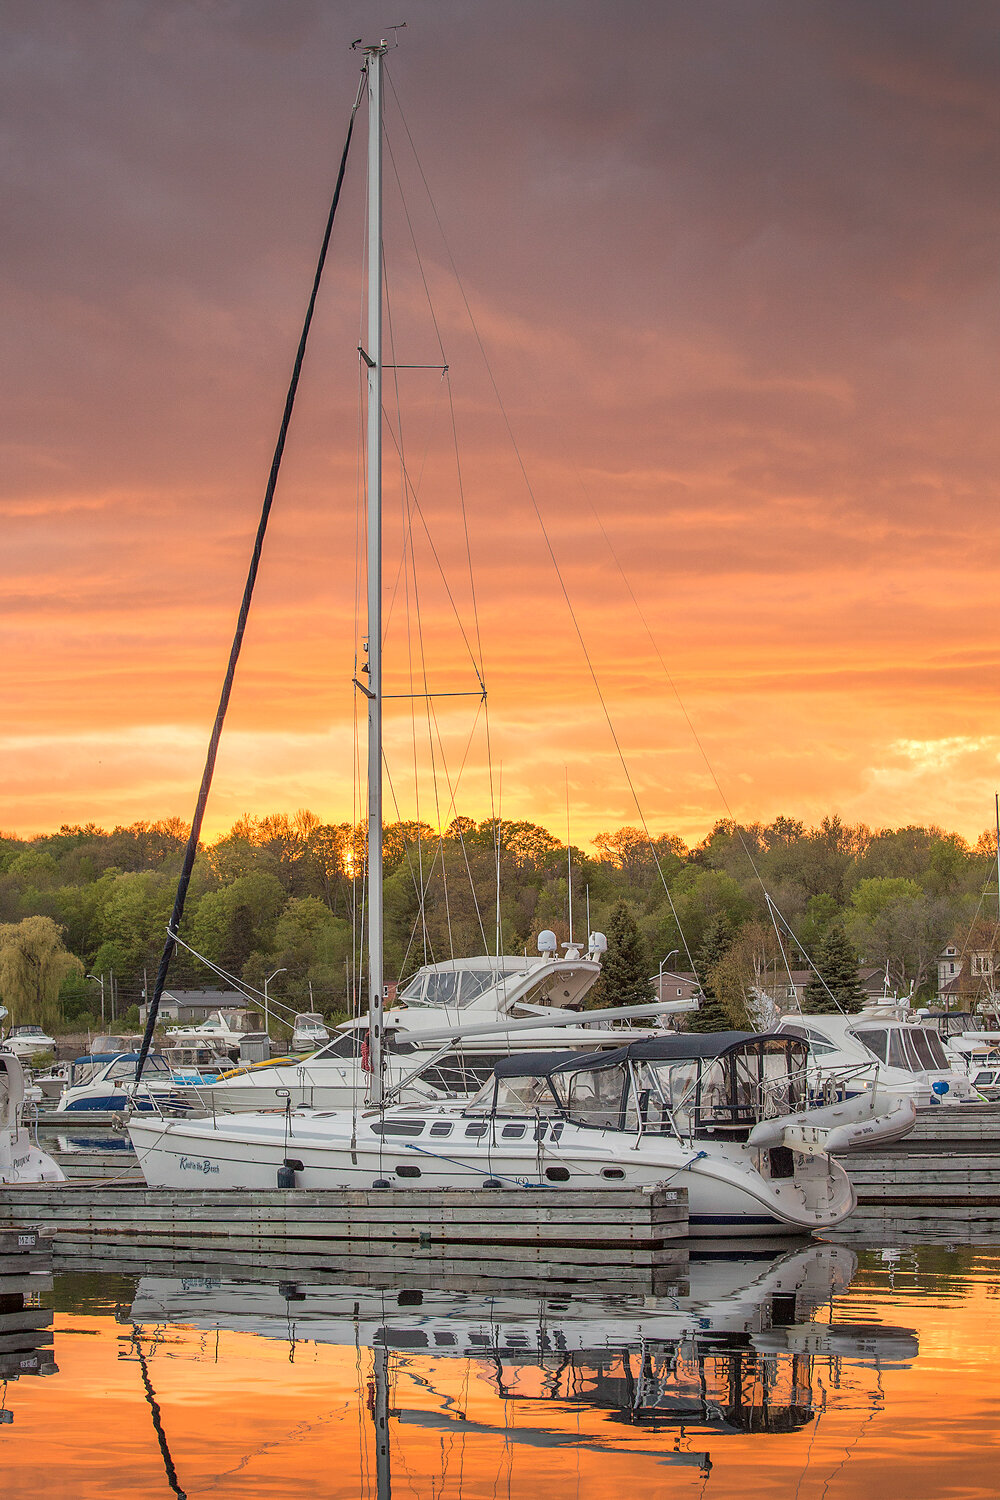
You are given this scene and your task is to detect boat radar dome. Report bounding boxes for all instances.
[537,930,558,956]
[588,931,608,958]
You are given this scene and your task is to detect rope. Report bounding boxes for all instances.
[135,83,363,1083]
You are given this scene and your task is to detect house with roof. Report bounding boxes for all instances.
[138,988,251,1025]
[936,942,999,1009]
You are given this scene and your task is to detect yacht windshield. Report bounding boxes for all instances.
[108,1056,169,1080]
[855,1027,941,1073]
[424,973,461,1006]
[418,970,498,1008]
[904,1028,950,1071]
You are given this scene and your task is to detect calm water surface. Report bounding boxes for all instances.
[3,1228,1000,1498]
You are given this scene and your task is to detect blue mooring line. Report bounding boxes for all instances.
[402,1141,542,1188]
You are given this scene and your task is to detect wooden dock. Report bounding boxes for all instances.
[832,1102,1000,1207]
[0,1185,689,1292]
[0,1228,57,1380]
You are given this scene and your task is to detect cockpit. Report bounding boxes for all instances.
[465,1033,809,1141]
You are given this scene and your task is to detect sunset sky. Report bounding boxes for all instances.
[4,2,999,847]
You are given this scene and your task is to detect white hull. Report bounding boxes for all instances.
[0,1127,64,1184]
[129,1109,855,1237]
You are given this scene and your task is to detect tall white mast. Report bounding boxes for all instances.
[364,42,387,1105]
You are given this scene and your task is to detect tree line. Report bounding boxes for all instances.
[0,810,997,1034]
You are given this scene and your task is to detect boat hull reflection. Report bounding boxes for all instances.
[129,1241,916,1451]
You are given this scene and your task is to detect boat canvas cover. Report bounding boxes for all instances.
[490,1032,797,1080]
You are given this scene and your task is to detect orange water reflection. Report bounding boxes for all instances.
[2,1245,1000,1499]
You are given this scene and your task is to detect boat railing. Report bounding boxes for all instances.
[755,1061,876,1118]
[646,1059,879,1141]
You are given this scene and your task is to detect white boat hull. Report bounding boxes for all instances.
[129,1110,855,1237]
[0,1128,64,1184]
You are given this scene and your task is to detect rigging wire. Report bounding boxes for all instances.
[136,79,364,1082]
[574,474,855,1010]
[384,65,700,980]
[383,266,456,963]
[384,73,504,971]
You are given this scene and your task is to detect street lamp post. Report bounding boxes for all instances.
[657,950,680,1002]
[263,968,286,1043]
[86,973,105,1027]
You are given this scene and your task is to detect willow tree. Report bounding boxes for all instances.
[0,915,82,1030]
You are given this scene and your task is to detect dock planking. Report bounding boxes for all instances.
[0,1185,689,1286]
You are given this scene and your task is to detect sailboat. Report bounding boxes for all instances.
[129,39,876,1235]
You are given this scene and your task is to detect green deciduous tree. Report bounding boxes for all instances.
[189,873,287,977]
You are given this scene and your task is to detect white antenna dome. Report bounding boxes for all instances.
[588,931,608,955]
[537,930,558,955]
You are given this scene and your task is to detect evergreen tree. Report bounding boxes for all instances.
[802,922,866,1014]
[587,901,653,1008]
[687,913,735,1031]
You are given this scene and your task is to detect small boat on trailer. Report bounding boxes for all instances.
[129,1031,883,1236]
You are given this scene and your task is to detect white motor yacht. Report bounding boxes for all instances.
[0,1049,64,1182]
[4,1024,56,1059]
[774,1012,981,1107]
[181,934,695,1113]
[291,1012,330,1051]
[130,1031,874,1236]
[161,1045,234,1085]
[165,1008,265,1054]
